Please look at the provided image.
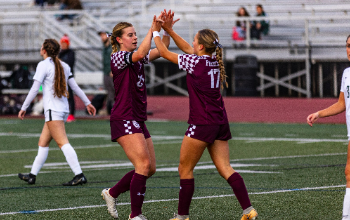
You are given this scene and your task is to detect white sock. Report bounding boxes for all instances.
[343,188,350,219]
[61,143,82,175]
[30,146,49,175]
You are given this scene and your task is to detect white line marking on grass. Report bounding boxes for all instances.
[157,164,279,173]
[229,152,347,162]
[22,162,277,173]
[1,132,348,143]
[0,140,182,155]
[332,135,347,138]
[0,185,345,216]
[0,171,54,178]
[0,144,117,154]
[0,132,183,140]
[0,120,20,125]
[231,137,348,143]
[1,152,345,178]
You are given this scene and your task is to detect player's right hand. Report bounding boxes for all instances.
[306,112,319,127]
[152,15,163,32]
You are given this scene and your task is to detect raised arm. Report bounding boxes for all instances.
[131,27,153,63]
[133,11,167,62]
[149,10,174,61]
[162,10,194,54]
[152,15,179,64]
[68,78,96,116]
[307,92,346,126]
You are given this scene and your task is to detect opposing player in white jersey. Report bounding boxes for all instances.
[307,35,350,220]
[152,12,257,220]
[18,39,96,186]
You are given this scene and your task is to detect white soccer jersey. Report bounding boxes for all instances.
[340,67,350,140]
[33,57,72,113]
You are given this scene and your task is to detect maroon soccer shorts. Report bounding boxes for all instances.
[185,123,232,144]
[110,120,151,142]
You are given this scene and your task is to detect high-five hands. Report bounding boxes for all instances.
[161,9,180,32]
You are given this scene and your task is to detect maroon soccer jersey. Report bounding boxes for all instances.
[178,54,228,125]
[110,50,149,121]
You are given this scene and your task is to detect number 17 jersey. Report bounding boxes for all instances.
[178,54,228,125]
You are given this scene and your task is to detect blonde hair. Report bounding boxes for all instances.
[43,39,68,98]
[197,29,228,89]
[110,22,133,54]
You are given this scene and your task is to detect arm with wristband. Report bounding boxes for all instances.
[149,10,178,61]
[152,15,179,64]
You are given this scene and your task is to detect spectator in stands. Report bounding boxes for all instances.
[57,0,83,20]
[98,30,114,115]
[232,7,249,41]
[34,0,47,7]
[251,4,269,40]
[58,34,76,122]
[33,0,57,7]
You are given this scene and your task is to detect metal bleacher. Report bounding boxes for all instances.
[1,0,350,97]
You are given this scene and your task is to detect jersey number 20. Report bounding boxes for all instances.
[208,69,220,89]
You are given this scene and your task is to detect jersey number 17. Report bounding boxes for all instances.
[208,69,220,89]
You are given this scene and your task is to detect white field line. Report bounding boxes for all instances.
[0,141,183,154]
[22,162,279,173]
[0,133,182,140]
[231,137,348,143]
[0,133,348,154]
[0,132,348,143]
[228,152,347,162]
[0,144,117,154]
[0,152,346,178]
[0,184,345,216]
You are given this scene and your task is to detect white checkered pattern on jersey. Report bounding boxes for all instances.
[187,125,196,137]
[124,120,133,135]
[141,51,150,64]
[178,54,199,74]
[111,51,129,70]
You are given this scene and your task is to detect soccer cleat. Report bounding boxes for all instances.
[66,114,75,122]
[169,213,189,220]
[101,188,118,219]
[128,214,148,220]
[18,173,36,184]
[241,208,258,220]
[62,173,87,186]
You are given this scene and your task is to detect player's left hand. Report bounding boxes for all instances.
[86,104,96,116]
[18,110,26,120]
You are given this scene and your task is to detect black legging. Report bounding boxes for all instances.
[68,85,75,116]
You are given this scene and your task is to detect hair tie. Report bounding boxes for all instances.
[213,39,222,48]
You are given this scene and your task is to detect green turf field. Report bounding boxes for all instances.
[0,118,348,219]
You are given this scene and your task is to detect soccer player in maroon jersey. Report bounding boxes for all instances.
[100,11,178,220]
[152,12,258,220]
